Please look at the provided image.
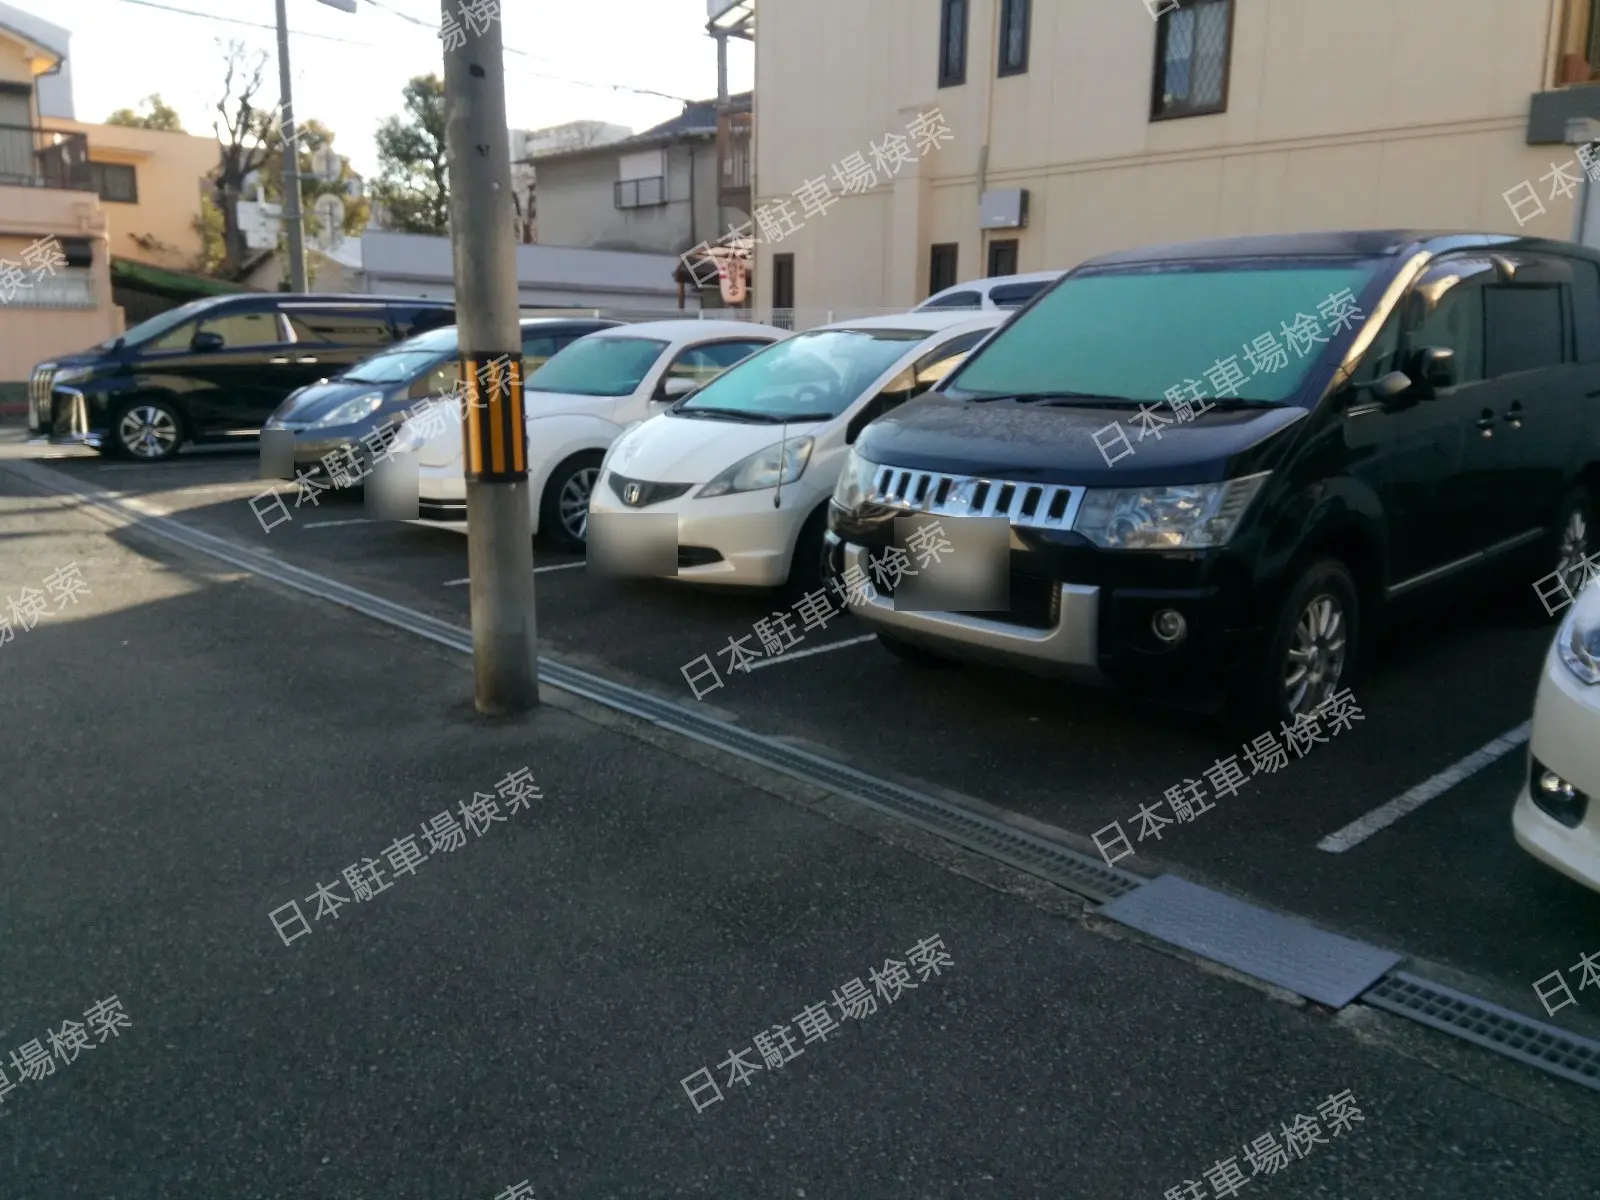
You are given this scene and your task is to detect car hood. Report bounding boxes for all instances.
[270,379,397,425]
[605,412,814,482]
[856,394,1309,486]
[42,349,113,373]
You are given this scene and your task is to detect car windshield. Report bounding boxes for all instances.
[110,298,217,350]
[945,261,1383,405]
[677,328,928,420]
[528,336,668,397]
[342,349,449,384]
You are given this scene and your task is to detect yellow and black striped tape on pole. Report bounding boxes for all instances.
[460,353,527,482]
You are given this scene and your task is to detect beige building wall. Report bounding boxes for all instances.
[45,118,216,272]
[754,0,1580,314]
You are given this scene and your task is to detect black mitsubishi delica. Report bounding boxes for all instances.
[825,230,1600,727]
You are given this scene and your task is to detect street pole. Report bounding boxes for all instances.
[441,3,540,713]
[273,0,308,292]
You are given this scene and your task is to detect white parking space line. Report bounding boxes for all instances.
[744,633,877,671]
[443,561,586,586]
[300,518,377,529]
[1316,720,1532,854]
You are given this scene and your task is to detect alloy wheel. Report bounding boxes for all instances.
[1555,506,1590,595]
[559,466,599,543]
[118,405,179,459]
[1284,593,1346,718]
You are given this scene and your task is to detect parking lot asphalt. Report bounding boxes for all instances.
[9,433,1600,1046]
[4,435,1600,1200]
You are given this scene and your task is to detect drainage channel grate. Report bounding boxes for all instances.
[61,477,1142,906]
[1364,971,1600,1094]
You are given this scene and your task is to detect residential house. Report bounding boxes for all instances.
[751,0,1600,316]
[530,98,746,261]
[509,119,632,243]
[0,6,114,408]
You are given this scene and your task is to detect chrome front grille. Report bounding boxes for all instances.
[869,466,1083,531]
[28,364,55,433]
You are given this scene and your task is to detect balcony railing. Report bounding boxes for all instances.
[718,101,752,208]
[0,125,93,191]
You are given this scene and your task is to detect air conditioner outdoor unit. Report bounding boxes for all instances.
[980,188,1029,230]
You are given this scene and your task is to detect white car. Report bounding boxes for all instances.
[915,270,1065,312]
[588,310,1007,593]
[394,320,787,548]
[1514,581,1600,896]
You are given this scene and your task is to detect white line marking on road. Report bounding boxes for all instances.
[301,518,376,529]
[443,561,586,586]
[744,633,877,671]
[1316,720,1532,853]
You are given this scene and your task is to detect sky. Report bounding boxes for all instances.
[32,0,753,178]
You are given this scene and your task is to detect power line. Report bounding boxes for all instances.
[358,0,695,103]
[116,0,379,45]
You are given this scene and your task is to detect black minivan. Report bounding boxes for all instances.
[826,230,1600,727]
[28,293,455,461]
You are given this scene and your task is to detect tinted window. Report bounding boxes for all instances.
[197,310,282,348]
[1406,270,1486,384]
[1484,286,1566,377]
[949,263,1379,405]
[667,340,772,386]
[116,299,215,349]
[989,281,1047,308]
[146,320,199,352]
[392,305,456,338]
[1571,259,1600,364]
[879,329,991,407]
[286,307,393,347]
[527,336,669,397]
[521,334,559,370]
[921,290,983,310]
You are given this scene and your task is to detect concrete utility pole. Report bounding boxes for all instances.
[273,0,308,292]
[441,1,540,713]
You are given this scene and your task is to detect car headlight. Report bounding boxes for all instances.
[310,392,385,428]
[832,447,878,512]
[52,366,93,385]
[697,436,814,498]
[1072,472,1269,550]
[1558,584,1600,684]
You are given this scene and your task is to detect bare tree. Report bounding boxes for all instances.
[210,40,273,278]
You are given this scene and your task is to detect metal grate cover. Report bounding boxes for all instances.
[1364,971,1600,1094]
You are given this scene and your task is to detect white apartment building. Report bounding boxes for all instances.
[752,0,1600,315]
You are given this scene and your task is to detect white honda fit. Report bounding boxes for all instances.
[588,310,1006,594]
[391,320,787,549]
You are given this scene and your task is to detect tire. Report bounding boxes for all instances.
[780,506,829,602]
[1229,558,1359,732]
[1537,486,1593,621]
[539,451,604,552]
[106,398,185,462]
[875,631,947,667]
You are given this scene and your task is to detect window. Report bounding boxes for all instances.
[520,334,559,371]
[929,244,959,296]
[998,0,1030,76]
[196,310,282,348]
[409,360,462,399]
[990,280,1049,309]
[773,252,795,311]
[678,328,928,421]
[987,239,1018,277]
[890,330,992,402]
[527,336,669,397]
[938,0,968,87]
[1405,267,1487,384]
[390,305,455,338]
[1484,287,1567,377]
[1570,259,1600,363]
[285,307,393,347]
[89,162,138,204]
[1152,0,1234,120]
[666,340,772,387]
[945,263,1382,406]
[615,176,666,208]
[921,290,983,310]
[344,350,448,385]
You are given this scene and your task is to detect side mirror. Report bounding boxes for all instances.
[191,330,226,353]
[660,377,699,402]
[1369,370,1413,404]
[1410,346,1455,396]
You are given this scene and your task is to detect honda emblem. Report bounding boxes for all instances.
[623,483,642,506]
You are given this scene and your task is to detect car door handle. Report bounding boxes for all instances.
[1504,402,1524,429]
[1476,408,1495,436]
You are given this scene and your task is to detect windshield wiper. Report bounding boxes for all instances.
[972,390,1142,406]
[674,407,776,423]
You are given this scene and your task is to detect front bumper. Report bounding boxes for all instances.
[1513,643,1600,896]
[588,473,825,588]
[43,388,104,448]
[827,502,1263,692]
